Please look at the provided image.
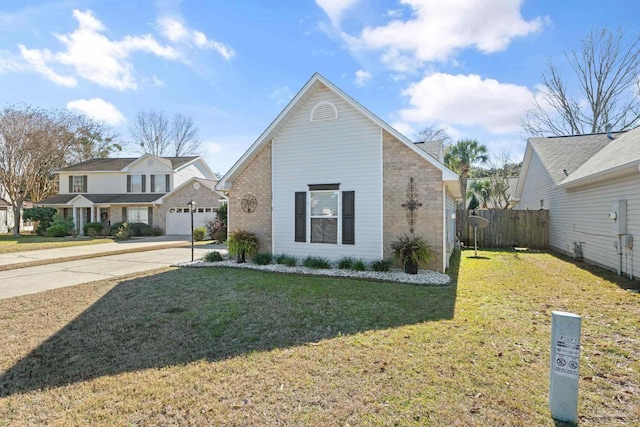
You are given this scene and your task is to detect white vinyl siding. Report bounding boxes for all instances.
[550,174,640,279]
[272,87,382,260]
[519,151,554,211]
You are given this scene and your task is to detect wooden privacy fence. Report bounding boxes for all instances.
[457,209,550,249]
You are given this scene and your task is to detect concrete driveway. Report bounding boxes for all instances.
[0,243,226,300]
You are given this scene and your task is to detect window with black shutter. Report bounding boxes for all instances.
[294,192,306,242]
[342,191,354,245]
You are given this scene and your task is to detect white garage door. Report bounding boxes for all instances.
[166,207,217,235]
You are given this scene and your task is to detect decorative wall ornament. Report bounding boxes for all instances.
[241,193,258,213]
[401,177,423,233]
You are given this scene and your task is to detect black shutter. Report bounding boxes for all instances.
[127,175,131,193]
[342,191,355,245]
[141,175,146,193]
[150,175,155,193]
[82,175,88,193]
[69,176,73,193]
[148,207,153,226]
[122,207,127,222]
[294,192,306,242]
[165,174,170,192]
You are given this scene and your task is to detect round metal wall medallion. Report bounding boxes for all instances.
[241,194,258,213]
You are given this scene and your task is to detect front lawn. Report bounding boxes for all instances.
[0,250,638,426]
[0,234,113,254]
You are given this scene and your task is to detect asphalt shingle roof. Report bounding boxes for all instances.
[528,132,622,184]
[561,126,640,184]
[58,157,198,172]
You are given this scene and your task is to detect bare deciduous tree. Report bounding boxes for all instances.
[130,111,201,157]
[415,126,452,144]
[67,115,121,164]
[523,27,640,136]
[486,150,517,209]
[0,105,70,235]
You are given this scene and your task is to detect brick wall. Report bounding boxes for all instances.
[383,130,444,272]
[228,141,272,252]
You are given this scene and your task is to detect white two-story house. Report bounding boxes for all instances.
[38,154,223,235]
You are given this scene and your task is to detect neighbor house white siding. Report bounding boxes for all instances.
[174,162,210,187]
[518,150,555,211]
[550,173,640,278]
[271,87,383,260]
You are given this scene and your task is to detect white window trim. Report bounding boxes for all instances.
[309,190,340,245]
[72,176,84,193]
[152,174,166,193]
[130,174,143,193]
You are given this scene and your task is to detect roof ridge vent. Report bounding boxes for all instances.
[310,101,338,122]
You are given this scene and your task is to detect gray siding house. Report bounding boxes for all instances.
[516,128,640,278]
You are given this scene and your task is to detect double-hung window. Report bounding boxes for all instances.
[151,174,169,192]
[69,175,87,193]
[127,174,146,193]
[295,185,354,245]
[127,207,149,224]
[310,190,338,244]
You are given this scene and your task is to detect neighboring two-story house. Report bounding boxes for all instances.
[38,154,222,235]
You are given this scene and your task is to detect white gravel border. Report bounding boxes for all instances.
[175,259,451,286]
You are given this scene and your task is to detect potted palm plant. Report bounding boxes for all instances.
[227,229,259,263]
[390,234,433,274]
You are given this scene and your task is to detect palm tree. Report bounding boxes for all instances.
[444,139,489,209]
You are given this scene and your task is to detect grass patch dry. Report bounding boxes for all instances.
[0,235,113,254]
[0,250,638,426]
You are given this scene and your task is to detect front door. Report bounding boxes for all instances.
[100,208,110,229]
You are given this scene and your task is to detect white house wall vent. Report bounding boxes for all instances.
[310,101,338,122]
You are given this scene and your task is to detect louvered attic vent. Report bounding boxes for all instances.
[310,102,338,122]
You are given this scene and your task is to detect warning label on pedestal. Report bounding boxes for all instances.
[554,335,580,379]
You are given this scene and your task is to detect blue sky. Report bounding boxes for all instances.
[1,0,639,174]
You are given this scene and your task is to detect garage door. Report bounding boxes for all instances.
[166,207,217,235]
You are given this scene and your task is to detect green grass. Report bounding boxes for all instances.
[0,234,113,254]
[0,250,638,426]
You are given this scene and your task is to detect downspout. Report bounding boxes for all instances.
[617,234,623,276]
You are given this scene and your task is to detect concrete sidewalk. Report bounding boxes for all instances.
[0,235,198,269]
[0,243,227,299]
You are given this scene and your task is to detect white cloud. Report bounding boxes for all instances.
[342,0,546,71]
[269,85,294,105]
[315,0,361,26]
[17,9,179,90]
[398,73,534,134]
[67,98,126,125]
[355,69,372,86]
[157,17,235,60]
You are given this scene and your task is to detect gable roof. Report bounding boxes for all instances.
[515,132,621,198]
[414,140,445,163]
[560,126,640,187]
[58,156,199,172]
[216,73,459,192]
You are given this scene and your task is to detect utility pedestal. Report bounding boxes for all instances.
[549,311,582,423]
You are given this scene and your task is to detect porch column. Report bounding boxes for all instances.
[72,207,78,233]
[91,206,96,223]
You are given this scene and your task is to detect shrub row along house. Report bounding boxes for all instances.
[38,155,222,235]
[215,73,461,273]
[516,127,640,278]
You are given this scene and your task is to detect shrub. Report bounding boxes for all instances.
[83,221,103,236]
[114,223,131,240]
[45,224,68,237]
[390,234,433,274]
[337,256,354,269]
[253,252,273,265]
[152,226,163,236]
[275,254,298,267]
[205,217,227,242]
[127,222,155,236]
[23,207,57,236]
[227,229,258,263]
[351,259,367,271]
[193,226,206,241]
[371,259,393,272]
[302,256,331,269]
[204,251,224,262]
[87,228,100,238]
[110,222,124,234]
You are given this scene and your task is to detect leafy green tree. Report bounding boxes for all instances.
[444,139,488,209]
[469,180,492,208]
[467,193,480,210]
[22,206,58,236]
